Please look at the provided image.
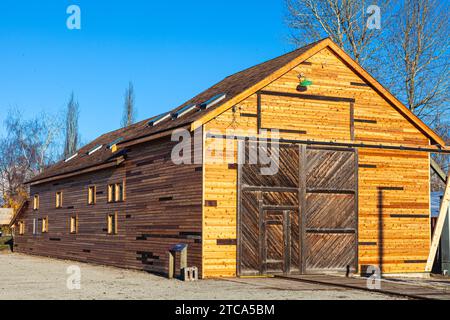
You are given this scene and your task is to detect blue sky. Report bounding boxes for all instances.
[0,0,292,142]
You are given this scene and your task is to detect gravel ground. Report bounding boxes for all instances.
[0,253,403,300]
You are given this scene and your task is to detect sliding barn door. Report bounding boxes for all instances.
[238,142,357,276]
[239,144,300,276]
[304,147,358,273]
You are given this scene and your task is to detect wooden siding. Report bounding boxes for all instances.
[202,47,430,278]
[260,94,351,141]
[262,47,429,145]
[358,149,430,273]
[203,138,238,277]
[14,136,203,277]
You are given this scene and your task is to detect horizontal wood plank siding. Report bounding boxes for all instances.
[203,137,238,278]
[358,149,430,273]
[14,136,203,277]
[202,47,431,277]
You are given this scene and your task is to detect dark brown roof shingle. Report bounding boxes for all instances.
[28,40,322,184]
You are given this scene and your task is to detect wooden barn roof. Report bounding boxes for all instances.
[27,38,445,185]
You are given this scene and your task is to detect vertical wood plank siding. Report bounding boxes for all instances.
[202,47,430,278]
[14,136,203,277]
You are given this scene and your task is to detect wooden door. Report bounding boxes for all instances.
[263,210,293,274]
[238,142,357,276]
[304,147,358,273]
[238,143,300,276]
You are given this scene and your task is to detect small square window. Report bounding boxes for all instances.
[107,213,118,235]
[56,192,63,208]
[88,186,96,205]
[70,216,78,234]
[42,217,48,233]
[33,195,39,210]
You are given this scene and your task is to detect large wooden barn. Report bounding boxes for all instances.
[11,38,447,278]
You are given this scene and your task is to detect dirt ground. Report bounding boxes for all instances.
[0,253,404,300]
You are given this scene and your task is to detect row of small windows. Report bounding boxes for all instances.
[33,182,125,210]
[17,213,118,236]
[107,183,125,203]
[17,218,48,235]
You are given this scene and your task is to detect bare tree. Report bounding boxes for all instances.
[285,0,395,70]
[0,131,28,209]
[122,82,136,127]
[386,0,449,122]
[286,0,449,127]
[0,109,63,208]
[64,92,80,158]
[431,111,450,191]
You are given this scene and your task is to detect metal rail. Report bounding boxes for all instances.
[206,133,450,154]
[274,275,437,300]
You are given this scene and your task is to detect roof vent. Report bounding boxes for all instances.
[88,145,103,155]
[148,113,171,127]
[64,153,78,162]
[173,104,198,119]
[107,138,123,149]
[200,93,226,110]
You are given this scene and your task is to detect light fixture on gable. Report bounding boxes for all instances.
[297,73,313,92]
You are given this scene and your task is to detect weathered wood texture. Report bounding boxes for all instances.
[14,136,203,277]
[238,144,357,276]
[202,47,430,278]
[305,148,357,273]
[239,144,300,276]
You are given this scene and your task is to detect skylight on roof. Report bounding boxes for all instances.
[107,137,123,149]
[200,93,226,110]
[148,113,171,127]
[64,153,78,162]
[173,104,198,119]
[88,145,103,155]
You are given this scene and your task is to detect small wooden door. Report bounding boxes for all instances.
[263,210,291,274]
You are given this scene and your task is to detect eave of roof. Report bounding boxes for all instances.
[28,156,125,186]
[8,201,28,228]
